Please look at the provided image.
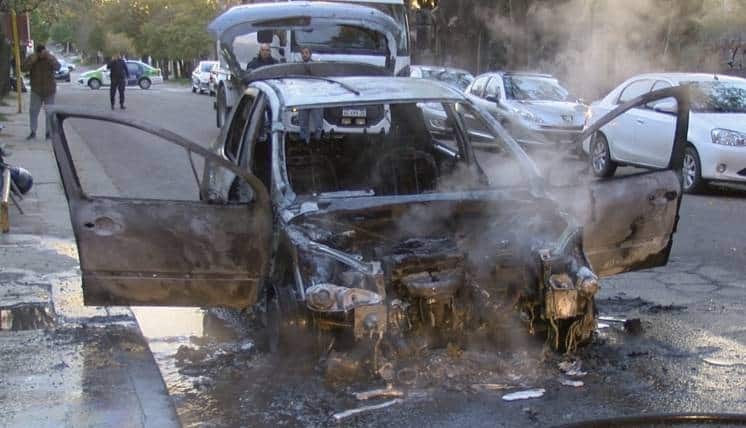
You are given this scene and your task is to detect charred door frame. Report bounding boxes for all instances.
[47,106,272,308]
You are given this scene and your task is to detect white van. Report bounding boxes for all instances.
[209,1,409,127]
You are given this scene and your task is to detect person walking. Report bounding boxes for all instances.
[22,44,60,140]
[107,53,129,110]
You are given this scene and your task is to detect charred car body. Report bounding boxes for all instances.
[48,65,689,380]
[46,1,690,379]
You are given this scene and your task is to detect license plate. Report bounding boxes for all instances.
[342,108,367,118]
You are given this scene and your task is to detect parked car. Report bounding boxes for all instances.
[584,72,746,193]
[192,60,217,94]
[48,62,689,369]
[409,65,474,91]
[207,62,229,96]
[465,72,588,152]
[9,74,27,93]
[54,60,73,82]
[77,60,163,90]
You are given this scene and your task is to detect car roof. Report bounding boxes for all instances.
[626,72,746,84]
[263,76,466,108]
[412,65,473,74]
[476,71,555,79]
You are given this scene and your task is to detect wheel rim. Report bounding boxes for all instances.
[592,137,607,172]
[683,152,697,189]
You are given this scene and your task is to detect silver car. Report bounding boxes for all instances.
[192,60,218,94]
[465,72,589,152]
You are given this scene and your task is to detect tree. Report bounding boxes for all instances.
[0,0,63,97]
[105,32,135,57]
[50,19,74,51]
[87,24,105,59]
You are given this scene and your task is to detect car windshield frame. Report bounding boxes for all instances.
[274,98,541,204]
[421,68,474,91]
[503,74,571,102]
[290,24,389,56]
[685,80,746,113]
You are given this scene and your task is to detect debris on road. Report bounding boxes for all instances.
[559,378,584,387]
[624,318,643,335]
[470,383,515,392]
[647,304,687,314]
[353,386,404,400]
[502,388,546,401]
[598,315,626,323]
[702,357,746,368]
[558,360,587,377]
[332,398,404,421]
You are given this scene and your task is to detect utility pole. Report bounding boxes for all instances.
[10,9,22,113]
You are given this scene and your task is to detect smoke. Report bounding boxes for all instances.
[475,0,723,100]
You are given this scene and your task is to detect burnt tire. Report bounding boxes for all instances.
[216,86,228,128]
[590,132,617,178]
[138,78,151,90]
[88,78,101,90]
[682,145,706,193]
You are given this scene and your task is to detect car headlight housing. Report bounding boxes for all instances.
[513,108,543,124]
[711,128,746,147]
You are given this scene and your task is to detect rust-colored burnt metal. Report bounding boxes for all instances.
[47,107,272,309]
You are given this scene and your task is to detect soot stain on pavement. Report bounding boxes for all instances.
[138,302,697,427]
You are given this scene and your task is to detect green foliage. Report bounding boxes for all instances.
[105,32,136,57]
[87,24,106,55]
[50,19,74,45]
[29,10,50,44]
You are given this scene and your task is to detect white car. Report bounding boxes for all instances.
[584,73,746,192]
[192,60,217,94]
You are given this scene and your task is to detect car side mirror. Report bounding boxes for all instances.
[652,99,677,114]
[485,95,499,103]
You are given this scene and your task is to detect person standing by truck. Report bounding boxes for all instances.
[22,44,60,140]
[246,43,277,71]
[107,53,129,110]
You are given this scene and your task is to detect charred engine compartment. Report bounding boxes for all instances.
[280,199,599,378]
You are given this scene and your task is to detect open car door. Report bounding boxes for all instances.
[48,107,272,308]
[550,86,691,276]
[207,1,400,78]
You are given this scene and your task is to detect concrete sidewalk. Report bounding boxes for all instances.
[0,97,179,427]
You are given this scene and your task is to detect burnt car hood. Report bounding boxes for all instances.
[207,1,400,78]
[283,190,569,272]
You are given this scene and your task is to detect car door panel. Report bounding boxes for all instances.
[48,107,272,308]
[605,80,654,163]
[551,86,689,276]
[556,170,680,276]
[631,108,676,167]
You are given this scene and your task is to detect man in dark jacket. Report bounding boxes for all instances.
[107,53,130,110]
[22,44,60,140]
[246,43,277,71]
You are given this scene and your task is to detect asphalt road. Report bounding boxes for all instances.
[54,80,746,427]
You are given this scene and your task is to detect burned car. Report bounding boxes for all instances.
[47,70,689,378]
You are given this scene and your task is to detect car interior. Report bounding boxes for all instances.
[282,103,461,196]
